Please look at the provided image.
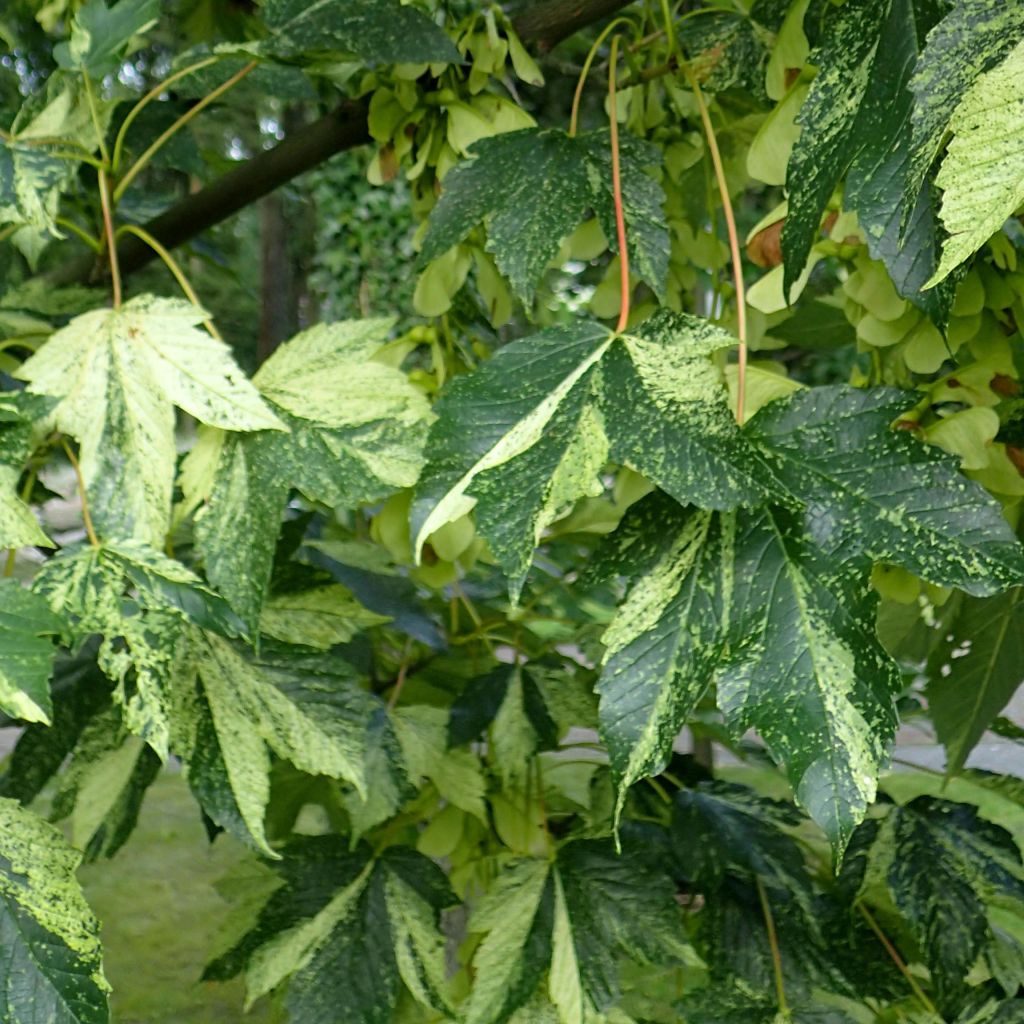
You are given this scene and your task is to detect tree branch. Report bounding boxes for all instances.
[48,0,634,288]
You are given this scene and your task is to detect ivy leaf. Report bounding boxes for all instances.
[465,836,688,1024]
[258,0,460,65]
[925,589,1024,773]
[54,0,159,78]
[412,311,777,600]
[420,128,669,305]
[877,798,1024,1006]
[206,838,457,1024]
[33,541,243,759]
[904,0,1024,218]
[928,39,1024,285]
[184,318,432,631]
[0,798,110,1024]
[0,578,63,724]
[747,385,1024,595]
[179,633,409,857]
[18,296,282,546]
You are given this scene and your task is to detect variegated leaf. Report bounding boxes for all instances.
[412,310,778,600]
[18,296,281,546]
[183,318,432,631]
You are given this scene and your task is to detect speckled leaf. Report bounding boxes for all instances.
[0,390,51,551]
[747,385,1024,595]
[672,782,882,996]
[0,80,105,246]
[259,0,460,64]
[781,0,889,295]
[54,0,159,77]
[420,128,669,305]
[596,496,725,819]
[259,584,388,649]
[882,798,1024,1004]
[18,296,281,546]
[206,837,455,1024]
[33,541,242,758]
[925,588,1024,773]
[905,0,1024,218]
[0,578,63,723]
[391,705,486,821]
[843,0,953,320]
[185,318,432,631]
[412,311,777,599]
[466,838,688,1024]
[50,709,161,862]
[181,633,407,856]
[717,505,900,854]
[0,798,110,1023]
[929,40,1024,285]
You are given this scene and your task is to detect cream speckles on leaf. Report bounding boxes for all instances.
[0,578,63,724]
[929,39,1024,285]
[17,295,281,547]
[420,127,669,306]
[180,632,409,856]
[413,310,779,600]
[204,838,457,1024]
[0,392,52,550]
[0,797,110,1024]
[183,318,433,631]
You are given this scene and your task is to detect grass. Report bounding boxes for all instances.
[77,771,280,1024]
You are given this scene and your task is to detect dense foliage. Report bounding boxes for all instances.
[2,0,1024,1021]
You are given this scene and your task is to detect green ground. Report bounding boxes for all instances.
[78,771,279,1024]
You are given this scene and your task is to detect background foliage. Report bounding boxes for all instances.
[2,0,1024,1022]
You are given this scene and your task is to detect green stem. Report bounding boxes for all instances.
[98,170,122,307]
[55,216,102,253]
[858,903,940,1018]
[111,55,223,174]
[756,877,789,1017]
[82,74,110,167]
[608,34,631,334]
[568,16,636,136]
[115,224,222,339]
[114,60,258,203]
[61,438,100,548]
[661,0,749,423]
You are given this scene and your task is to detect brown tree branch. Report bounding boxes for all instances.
[49,0,633,288]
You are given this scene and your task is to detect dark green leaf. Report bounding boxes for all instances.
[54,0,159,77]
[747,385,1024,595]
[205,838,456,1024]
[420,128,669,305]
[259,0,460,65]
[0,578,63,723]
[925,589,1024,773]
